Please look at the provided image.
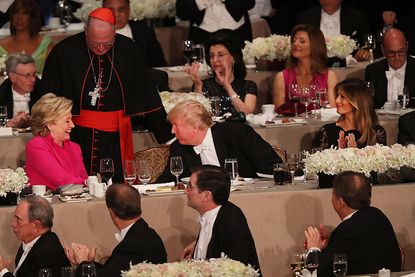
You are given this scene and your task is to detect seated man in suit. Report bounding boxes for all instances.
[304,171,401,276]
[0,53,43,128]
[103,0,167,67]
[181,165,261,272]
[0,196,70,276]
[158,99,282,181]
[398,110,415,145]
[67,183,167,277]
[365,28,415,109]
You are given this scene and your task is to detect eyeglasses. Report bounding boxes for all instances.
[209,52,230,59]
[185,183,199,191]
[88,39,114,48]
[384,49,408,58]
[12,71,36,79]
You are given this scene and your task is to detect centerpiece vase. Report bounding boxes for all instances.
[0,192,18,206]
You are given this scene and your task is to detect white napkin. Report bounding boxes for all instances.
[320,108,339,121]
[133,182,175,194]
[346,54,357,66]
[246,113,275,125]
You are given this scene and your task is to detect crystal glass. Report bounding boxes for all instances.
[181,40,194,64]
[59,2,72,31]
[123,160,137,185]
[0,106,7,127]
[300,87,312,118]
[81,263,96,277]
[224,158,238,182]
[137,160,151,186]
[333,254,348,277]
[100,158,114,186]
[305,249,319,274]
[398,86,410,109]
[316,88,328,109]
[170,156,183,185]
[39,268,52,277]
[210,96,221,117]
[273,163,286,186]
[290,252,305,277]
[193,44,205,64]
[287,153,299,185]
[289,84,300,117]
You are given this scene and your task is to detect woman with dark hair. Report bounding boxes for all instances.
[272,24,337,114]
[313,78,386,149]
[185,31,257,115]
[0,0,54,74]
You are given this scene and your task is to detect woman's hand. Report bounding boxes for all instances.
[184,63,203,92]
[337,131,347,149]
[346,133,357,148]
[215,58,233,91]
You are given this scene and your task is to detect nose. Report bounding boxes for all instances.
[69,119,75,128]
[335,95,341,104]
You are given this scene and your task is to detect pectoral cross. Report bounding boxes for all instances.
[89,85,100,106]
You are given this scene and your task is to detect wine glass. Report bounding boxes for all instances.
[170,156,183,185]
[100,158,114,186]
[39,268,52,277]
[193,44,205,64]
[305,249,319,274]
[224,158,238,183]
[81,263,96,277]
[123,160,137,185]
[300,87,312,118]
[181,40,194,65]
[290,252,305,277]
[210,96,221,118]
[333,254,348,277]
[0,106,7,127]
[398,86,410,110]
[59,2,72,31]
[137,160,151,186]
[289,84,300,117]
[287,153,299,186]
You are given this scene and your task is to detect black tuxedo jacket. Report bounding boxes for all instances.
[76,218,167,277]
[365,56,415,109]
[0,78,44,118]
[317,207,401,277]
[129,20,166,67]
[158,122,282,181]
[4,231,70,277]
[295,4,370,48]
[398,110,415,145]
[200,202,261,271]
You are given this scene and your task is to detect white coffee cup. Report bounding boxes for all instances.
[93,183,106,198]
[261,104,275,115]
[85,176,98,196]
[32,185,46,196]
[383,101,397,111]
[48,17,60,28]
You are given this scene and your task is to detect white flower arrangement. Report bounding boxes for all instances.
[159,91,211,113]
[73,0,101,23]
[242,35,291,64]
[121,256,259,277]
[325,35,358,59]
[0,168,28,197]
[304,144,415,177]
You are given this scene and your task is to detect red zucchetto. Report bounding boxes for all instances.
[89,8,115,25]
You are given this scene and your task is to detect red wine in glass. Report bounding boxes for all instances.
[182,40,194,64]
[305,250,319,274]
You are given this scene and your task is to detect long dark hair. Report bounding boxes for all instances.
[9,0,42,38]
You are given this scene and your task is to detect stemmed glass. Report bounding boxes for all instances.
[363,33,375,62]
[290,252,305,277]
[333,254,348,277]
[81,263,96,277]
[137,160,151,186]
[289,84,300,117]
[181,40,195,65]
[0,106,7,127]
[305,249,319,275]
[224,158,238,184]
[123,160,137,185]
[300,87,312,118]
[398,86,410,110]
[192,44,205,64]
[170,156,183,185]
[39,268,52,277]
[210,96,221,118]
[287,153,299,186]
[100,158,114,186]
[58,1,72,31]
[316,88,328,109]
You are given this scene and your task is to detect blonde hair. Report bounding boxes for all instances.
[31,93,73,136]
[335,78,379,145]
[167,99,213,129]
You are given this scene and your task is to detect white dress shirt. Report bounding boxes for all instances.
[114,221,135,242]
[116,24,133,40]
[194,205,222,259]
[195,0,244,32]
[386,62,407,102]
[193,128,220,167]
[12,87,30,117]
[320,8,341,37]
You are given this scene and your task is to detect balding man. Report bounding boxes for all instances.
[67,183,167,277]
[365,28,415,109]
[0,196,69,276]
[304,171,401,276]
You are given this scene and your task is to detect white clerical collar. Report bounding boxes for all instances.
[116,24,133,40]
[342,210,357,222]
[12,87,31,102]
[193,128,214,154]
[114,221,135,242]
[198,205,222,227]
[388,61,407,75]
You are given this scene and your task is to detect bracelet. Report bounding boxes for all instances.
[230,94,239,100]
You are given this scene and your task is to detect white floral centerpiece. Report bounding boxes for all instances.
[73,0,101,23]
[325,35,358,59]
[0,167,28,197]
[159,91,211,113]
[304,144,415,177]
[121,256,259,277]
[242,35,291,64]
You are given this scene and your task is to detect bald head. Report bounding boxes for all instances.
[85,17,116,55]
[105,183,142,220]
[382,28,408,70]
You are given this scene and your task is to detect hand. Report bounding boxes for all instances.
[304,226,327,250]
[354,49,370,62]
[337,130,347,149]
[70,242,96,264]
[64,246,78,266]
[214,58,233,90]
[346,133,357,148]
[303,224,328,249]
[6,112,30,128]
[0,255,10,271]
[181,241,196,260]
[184,63,202,92]
[382,11,397,26]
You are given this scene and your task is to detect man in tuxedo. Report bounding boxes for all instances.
[103,0,166,67]
[67,183,167,277]
[158,99,281,181]
[181,165,261,271]
[0,53,44,128]
[0,196,70,276]
[365,28,415,109]
[304,171,401,276]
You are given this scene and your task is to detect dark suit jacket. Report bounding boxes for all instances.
[129,20,166,67]
[4,231,70,277]
[200,202,261,271]
[0,78,44,118]
[365,56,415,109]
[295,4,370,48]
[76,218,167,277]
[317,207,401,277]
[398,110,415,145]
[158,122,282,181]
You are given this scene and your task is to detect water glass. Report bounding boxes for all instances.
[273,163,287,186]
[210,96,221,117]
[0,106,7,127]
[81,263,96,277]
[100,158,114,186]
[291,252,305,277]
[137,160,151,186]
[333,254,347,277]
[124,160,137,185]
[398,86,410,109]
[170,156,183,185]
[39,268,52,277]
[224,158,238,181]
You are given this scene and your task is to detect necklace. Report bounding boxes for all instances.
[87,46,115,106]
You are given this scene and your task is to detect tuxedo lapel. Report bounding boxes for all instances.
[211,126,228,167]
[15,245,23,266]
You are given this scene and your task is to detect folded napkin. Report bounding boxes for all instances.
[246,113,275,125]
[320,108,339,121]
[133,182,175,194]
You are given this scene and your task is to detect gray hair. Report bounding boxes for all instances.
[5,52,35,74]
[21,195,54,228]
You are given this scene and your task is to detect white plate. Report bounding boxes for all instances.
[167,66,185,72]
[143,190,185,196]
[260,118,307,127]
[58,193,92,202]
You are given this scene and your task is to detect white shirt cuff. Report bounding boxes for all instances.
[308,247,321,253]
[0,268,9,277]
